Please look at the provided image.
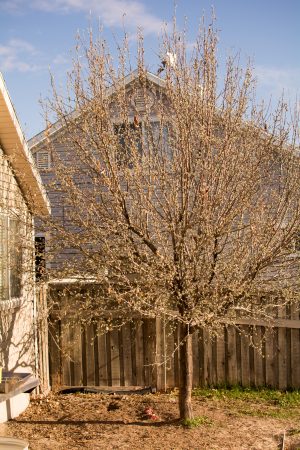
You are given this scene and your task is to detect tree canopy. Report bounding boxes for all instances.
[39,20,300,419]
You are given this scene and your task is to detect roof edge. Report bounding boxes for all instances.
[0,73,50,216]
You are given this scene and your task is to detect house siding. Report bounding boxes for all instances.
[30,79,163,271]
[0,145,36,373]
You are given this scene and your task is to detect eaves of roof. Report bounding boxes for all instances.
[0,73,50,216]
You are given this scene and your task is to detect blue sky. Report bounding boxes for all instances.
[0,0,300,139]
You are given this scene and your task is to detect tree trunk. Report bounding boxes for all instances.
[179,323,193,420]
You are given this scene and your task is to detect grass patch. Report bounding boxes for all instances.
[191,386,300,419]
[193,386,300,408]
[236,407,298,419]
[182,415,212,428]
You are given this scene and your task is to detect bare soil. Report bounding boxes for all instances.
[2,391,300,449]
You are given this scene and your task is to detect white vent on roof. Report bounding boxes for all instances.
[35,150,51,170]
[131,89,145,112]
[131,89,155,113]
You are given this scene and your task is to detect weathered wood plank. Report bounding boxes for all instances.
[37,286,50,394]
[277,307,287,390]
[216,331,225,385]
[173,322,180,387]
[85,324,95,385]
[192,330,200,387]
[205,331,213,386]
[155,317,163,391]
[252,327,264,387]
[98,327,108,385]
[240,325,250,387]
[226,326,237,385]
[165,320,175,388]
[211,335,218,386]
[70,323,82,386]
[135,320,144,386]
[265,327,275,387]
[93,323,99,385]
[160,317,168,391]
[121,323,132,386]
[118,328,125,386]
[235,328,242,385]
[198,328,205,387]
[81,326,87,386]
[143,319,156,387]
[109,328,120,385]
[290,304,300,389]
[61,320,71,386]
[48,320,61,387]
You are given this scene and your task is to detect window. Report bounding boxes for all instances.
[0,216,22,301]
[114,120,169,165]
[35,150,51,170]
[114,121,142,167]
[35,236,45,280]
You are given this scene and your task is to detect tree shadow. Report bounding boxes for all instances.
[0,303,35,373]
[13,418,181,427]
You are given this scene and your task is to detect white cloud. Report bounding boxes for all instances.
[255,65,300,101]
[52,53,70,65]
[1,0,165,35]
[0,39,42,72]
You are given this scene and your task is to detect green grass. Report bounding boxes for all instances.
[193,386,300,407]
[182,415,213,428]
[191,386,300,419]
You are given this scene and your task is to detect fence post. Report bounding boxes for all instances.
[36,283,50,395]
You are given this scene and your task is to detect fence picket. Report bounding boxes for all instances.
[278,307,287,389]
[61,320,71,386]
[121,323,132,386]
[110,328,121,385]
[253,327,264,387]
[291,305,300,388]
[226,326,237,385]
[85,324,95,385]
[240,326,250,387]
[216,331,226,385]
[98,327,108,385]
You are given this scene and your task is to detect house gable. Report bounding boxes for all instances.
[29,70,165,154]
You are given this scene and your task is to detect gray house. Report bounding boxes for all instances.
[29,69,164,271]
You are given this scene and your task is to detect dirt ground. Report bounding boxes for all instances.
[2,390,300,449]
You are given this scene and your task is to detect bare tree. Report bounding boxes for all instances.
[40,21,300,419]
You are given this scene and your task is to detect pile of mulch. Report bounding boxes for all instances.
[2,391,300,449]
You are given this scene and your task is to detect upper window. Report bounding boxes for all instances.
[114,121,142,167]
[0,216,22,301]
[35,150,51,170]
[35,236,46,281]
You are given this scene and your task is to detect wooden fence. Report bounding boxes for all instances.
[48,304,300,391]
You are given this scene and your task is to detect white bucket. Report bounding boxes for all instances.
[0,437,29,450]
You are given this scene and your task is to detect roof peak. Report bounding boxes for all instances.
[29,69,165,150]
